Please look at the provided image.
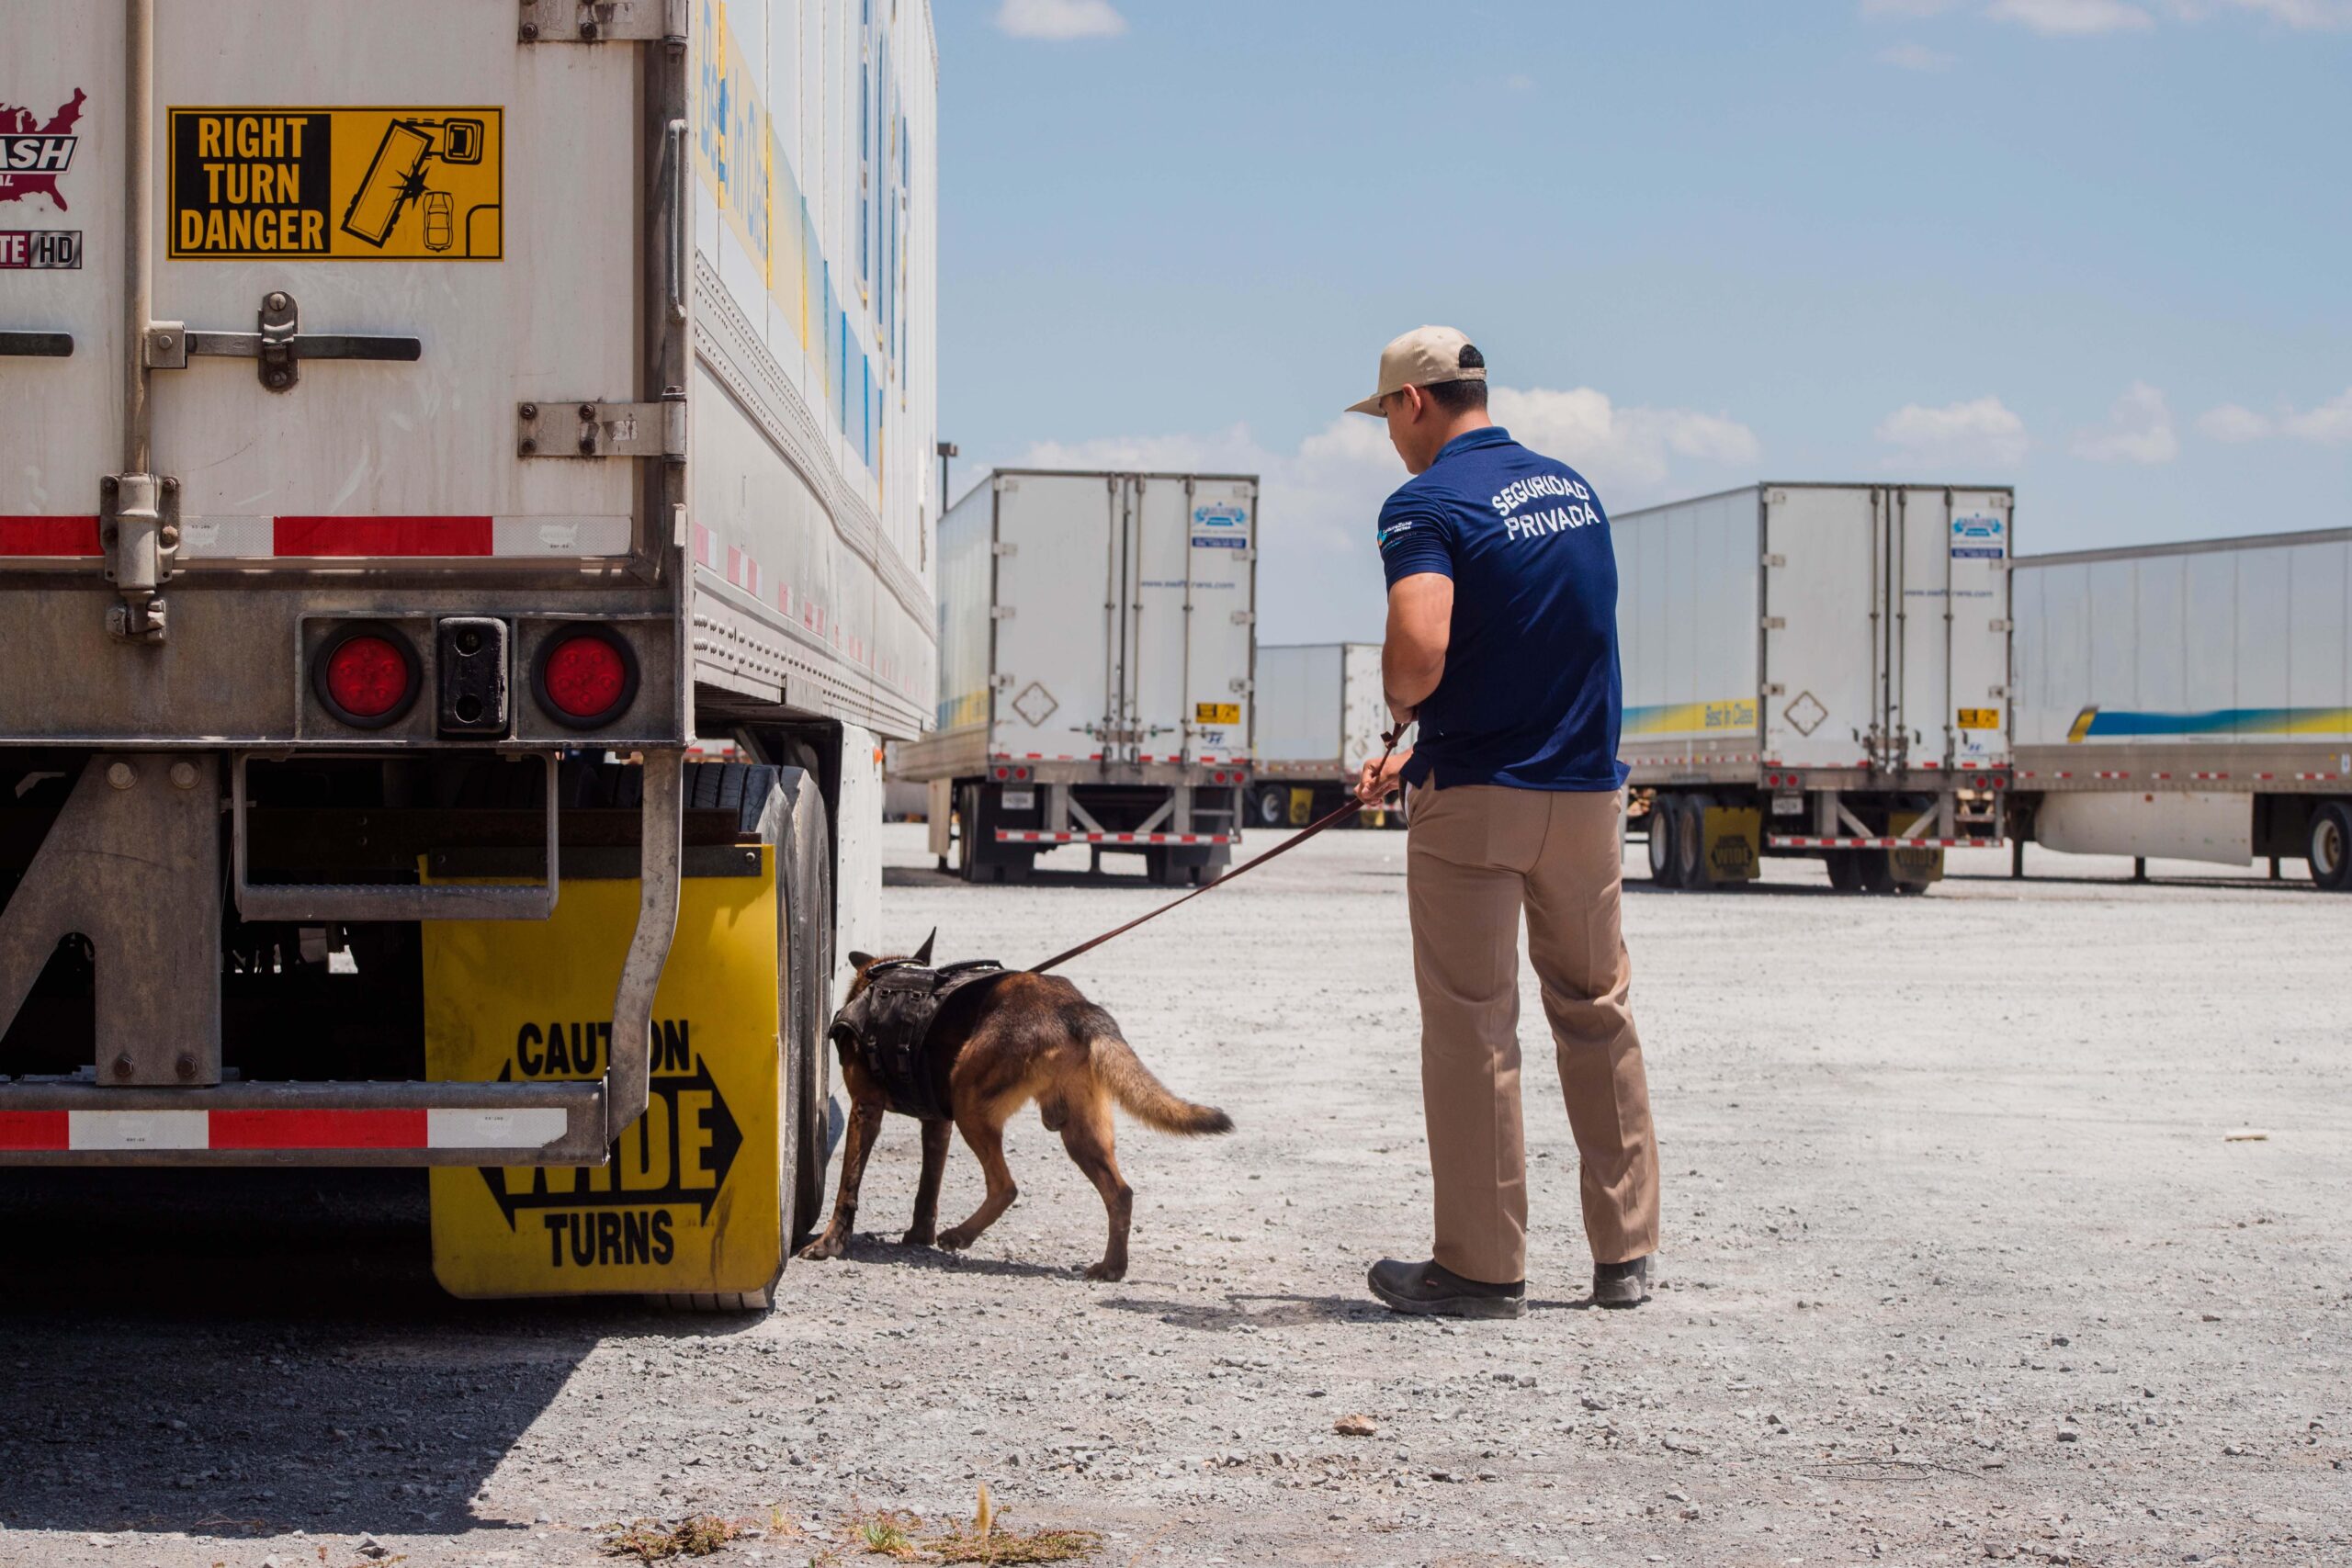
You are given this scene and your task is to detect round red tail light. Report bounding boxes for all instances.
[532,625,639,728]
[312,622,420,728]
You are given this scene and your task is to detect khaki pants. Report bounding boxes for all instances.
[1406,783,1658,1284]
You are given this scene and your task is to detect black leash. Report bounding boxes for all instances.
[1028,731,1402,976]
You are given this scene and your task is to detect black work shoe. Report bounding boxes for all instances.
[1366,1258,1526,1320]
[1592,1254,1651,1309]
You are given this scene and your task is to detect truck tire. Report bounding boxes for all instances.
[1671,795,1712,889]
[1857,851,1896,895]
[1825,849,1863,892]
[775,767,835,1255]
[2310,800,2352,892]
[647,761,830,1311]
[1252,784,1288,828]
[1646,795,1680,887]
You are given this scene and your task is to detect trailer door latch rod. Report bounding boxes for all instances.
[145,290,421,393]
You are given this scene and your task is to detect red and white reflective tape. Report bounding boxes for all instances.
[2192,772,2230,781]
[2296,773,2341,781]
[2094,770,2129,780]
[995,830,1236,845]
[1768,836,2000,850]
[0,1107,567,1152]
[1,513,629,559]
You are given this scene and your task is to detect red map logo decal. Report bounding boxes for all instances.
[0,88,87,210]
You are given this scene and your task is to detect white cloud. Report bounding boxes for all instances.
[1874,396,2031,468]
[996,388,1762,641]
[2071,382,2177,463]
[1879,39,1962,65]
[993,0,1126,41]
[1987,0,2155,29]
[2282,389,2352,445]
[1860,0,1962,16]
[2217,0,2352,26]
[2196,403,2272,442]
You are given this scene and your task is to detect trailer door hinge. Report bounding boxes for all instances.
[517,0,686,42]
[989,673,1014,690]
[517,397,685,458]
[1763,682,1786,697]
[990,605,1016,620]
[1761,553,1786,568]
[1987,684,2009,698]
[1761,615,1787,631]
[991,541,1017,557]
[1989,618,2013,633]
[1230,610,1254,626]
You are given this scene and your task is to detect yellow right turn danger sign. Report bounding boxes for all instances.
[167,107,503,260]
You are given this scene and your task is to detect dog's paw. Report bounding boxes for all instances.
[795,1235,847,1262]
[899,1227,936,1248]
[936,1225,976,1252]
[1084,1258,1127,1282]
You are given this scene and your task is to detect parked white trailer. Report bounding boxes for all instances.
[0,0,938,1304]
[1615,482,2015,892]
[1249,642,1402,829]
[892,468,1257,884]
[2010,527,2352,890]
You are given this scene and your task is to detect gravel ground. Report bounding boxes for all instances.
[2,824,2346,1568]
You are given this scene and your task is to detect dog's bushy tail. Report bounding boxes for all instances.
[1094,1036,1233,1136]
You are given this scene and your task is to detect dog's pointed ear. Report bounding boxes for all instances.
[912,927,936,966]
[846,951,875,973]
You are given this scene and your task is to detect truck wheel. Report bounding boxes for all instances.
[776,767,834,1256]
[1646,796,1679,887]
[1671,795,1712,889]
[1646,799,1683,884]
[1825,849,1863,892]
[1252,784,1288,828]
[2310,801,2352,891]
[1858,852,1896,894]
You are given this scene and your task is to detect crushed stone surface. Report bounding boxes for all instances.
[1,827,2346,1566]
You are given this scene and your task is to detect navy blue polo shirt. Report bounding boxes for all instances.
[1376,426,1627,792]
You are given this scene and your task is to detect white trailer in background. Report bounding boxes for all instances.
[1614,482,2016,892]
[891,469,1257,885]
[2010,528,2352,890]
[1249,643,1402,829]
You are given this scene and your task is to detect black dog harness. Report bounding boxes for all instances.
[826,959,1012,1122]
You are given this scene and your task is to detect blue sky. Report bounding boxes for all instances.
[935,0,2352,642]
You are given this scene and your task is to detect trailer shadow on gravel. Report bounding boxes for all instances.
[0,1168,752,1547]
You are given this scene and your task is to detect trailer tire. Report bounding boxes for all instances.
[1251,784,1289,828]
[1646,795,1680,887]
[1671,795,1712,889]
[1825,849,1863,893]
[1858,852,1896,895]
[2309,801,2352,892]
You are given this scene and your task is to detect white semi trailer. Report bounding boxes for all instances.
[0,0,938,1305]
[892,468,1257,885]
[1614,482,2015,892]
[2010,527,2352,890]
[1249,642,1401,829]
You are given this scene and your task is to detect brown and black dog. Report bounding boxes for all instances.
[796,949,1232,1280]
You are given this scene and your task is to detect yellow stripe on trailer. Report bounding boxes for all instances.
[424,851,786,1302]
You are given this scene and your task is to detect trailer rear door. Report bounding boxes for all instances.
[1762,486,1881,770]
[3,3,644,568]
[989,471,1117,763]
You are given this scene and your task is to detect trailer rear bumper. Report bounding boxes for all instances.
[0,1077,605,1166]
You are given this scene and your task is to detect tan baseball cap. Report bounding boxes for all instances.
[1346,325,1487,416]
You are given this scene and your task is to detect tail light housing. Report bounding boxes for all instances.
[531,624,639,729]
[311,621,421,729]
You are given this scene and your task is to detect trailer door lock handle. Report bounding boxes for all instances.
[145,290,421,393]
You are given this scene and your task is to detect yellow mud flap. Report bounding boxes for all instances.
[424,850,784,1301]
[1889,843,1946,886]
[1701,806,1762,885]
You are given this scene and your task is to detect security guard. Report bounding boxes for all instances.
[1351,326,1659,1318]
